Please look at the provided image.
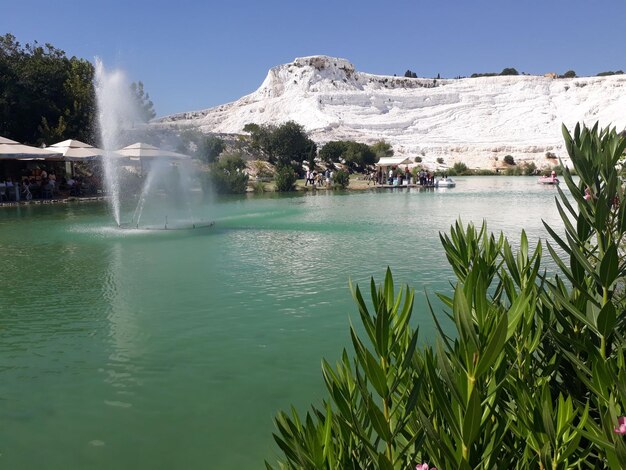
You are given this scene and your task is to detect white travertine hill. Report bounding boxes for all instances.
[154,55,626,169]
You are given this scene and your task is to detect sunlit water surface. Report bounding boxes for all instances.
[0,177,567,469]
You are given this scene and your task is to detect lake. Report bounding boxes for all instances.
[0,176,566,469]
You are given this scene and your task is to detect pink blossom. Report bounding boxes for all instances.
[416,464,437,470]
[614,416,626,434]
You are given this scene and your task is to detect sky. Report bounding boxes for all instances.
[4,0,626,117]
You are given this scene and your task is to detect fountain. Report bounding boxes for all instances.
[94,60,213,230]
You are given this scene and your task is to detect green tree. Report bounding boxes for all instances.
[271,121,316,169]
[130,81,156,122]
[0,34,97,145]
[500,67,519,76]
[199,136,225,163]
[562,70,577,78]
[319,141,348,164]
[244,122,276,161]
[370,140,393,159]
[343,141,376,170]
[503,154,515,165]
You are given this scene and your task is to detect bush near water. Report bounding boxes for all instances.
[268,123,626,469]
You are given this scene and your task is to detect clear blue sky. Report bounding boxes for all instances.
[4,0,625,117]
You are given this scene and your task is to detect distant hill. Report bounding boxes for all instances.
[153,55,626,169]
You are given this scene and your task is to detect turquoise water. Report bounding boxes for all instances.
[0,177,565,468]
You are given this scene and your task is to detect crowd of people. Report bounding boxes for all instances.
[0,166,101,203]
[366,167,437,186]
[305,169,334,187]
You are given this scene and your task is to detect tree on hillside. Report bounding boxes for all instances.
[597,70,624,76]
[320,140,378,169]
[271,121,316,169]
[404,70,417,78]
[199,135,225,163]
[320,141,349,164]
[130,81,156,122]
[343,141,376,170]
[561,70,577,78]
[371,140,393,159]
[500,67,519,76]
[244,122,276,160]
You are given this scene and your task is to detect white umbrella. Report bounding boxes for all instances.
[0,136,62,160]
[47,139,109,161]
[116,142,192,161]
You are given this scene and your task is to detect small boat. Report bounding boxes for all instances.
[435,177,456,188]
[538,172,559,185]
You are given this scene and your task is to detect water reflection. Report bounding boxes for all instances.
[102,241,141,409]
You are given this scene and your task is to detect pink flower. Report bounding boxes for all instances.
[614,416,626,434]
[416,464,437,470]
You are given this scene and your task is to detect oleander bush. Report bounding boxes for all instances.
[268,123,626,469]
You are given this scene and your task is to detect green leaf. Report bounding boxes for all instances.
[364,349,389,398]
[375,294,390,358]
[367,396,392,443]
[475,310,508,379]
[462,388,483,447]
[599,243,619,288]
[506,290,528,341]
[384,267,394,307]
[597,302,617,338]
[377,453,394,470]
[453,285,479,352]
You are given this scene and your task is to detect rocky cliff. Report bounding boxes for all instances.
[154,55,626,169]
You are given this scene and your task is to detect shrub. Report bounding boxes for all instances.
[268,123,626,469]
[209,154,249,194]
[545,151,557,159]
[436,157,444,164]
[522,161,537,176]
[597,70,624,76]
[274,165,297,192]
[504,166,522,176]
[414,156,422,163]
[500,67,519,76]
[332,169,350,189]
[503,154,515,165]
[452,161,469,174]
[251,181,265,193]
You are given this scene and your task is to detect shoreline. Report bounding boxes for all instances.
[0,174,539,208]
[0,195,108,209]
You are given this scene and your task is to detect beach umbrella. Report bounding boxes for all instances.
[116,142,192,161]
[0,136,62,160]
[47,139,109,161]
[116,142,192,176]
